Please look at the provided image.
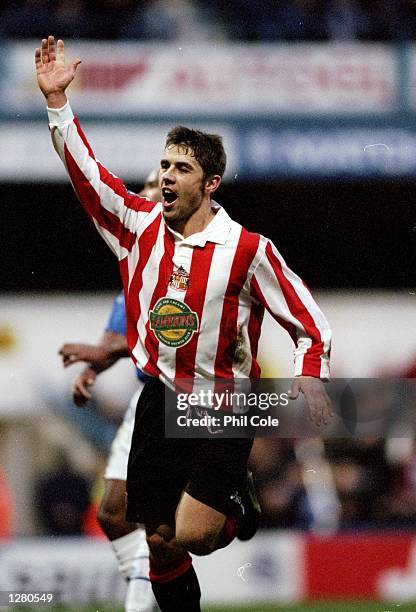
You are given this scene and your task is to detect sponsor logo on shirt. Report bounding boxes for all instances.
[149,297,198,347]
[168,266,190,292]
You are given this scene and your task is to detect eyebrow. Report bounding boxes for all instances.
[160,158,195,170]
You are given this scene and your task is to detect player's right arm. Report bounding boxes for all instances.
[35,36,157,259]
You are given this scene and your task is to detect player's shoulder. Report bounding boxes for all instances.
[236,224,267,253]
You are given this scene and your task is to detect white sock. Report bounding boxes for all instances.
[111,529,156,612]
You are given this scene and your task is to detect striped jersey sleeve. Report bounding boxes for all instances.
[47,102,158,260]
[250,236,331,379]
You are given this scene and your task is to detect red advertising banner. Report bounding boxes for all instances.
[305,533,416,600]
[7,42,397,116]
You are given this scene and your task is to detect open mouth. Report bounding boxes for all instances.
[162,188,178,206]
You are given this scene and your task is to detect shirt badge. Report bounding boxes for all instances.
[149,297,198,348]
[168,266,190,292]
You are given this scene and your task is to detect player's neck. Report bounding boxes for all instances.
[174,199,216,238]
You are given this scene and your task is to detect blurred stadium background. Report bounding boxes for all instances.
[1,1,416,610]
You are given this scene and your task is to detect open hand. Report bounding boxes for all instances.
[289,376,333,427]
[35,36,81,101]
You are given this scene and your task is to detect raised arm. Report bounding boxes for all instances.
[35,36,158,260]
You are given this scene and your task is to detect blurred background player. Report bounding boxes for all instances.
[59,172,160,612]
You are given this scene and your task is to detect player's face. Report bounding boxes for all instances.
[159,145,206,229]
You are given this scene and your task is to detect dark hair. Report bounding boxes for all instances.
[165,126,227,179]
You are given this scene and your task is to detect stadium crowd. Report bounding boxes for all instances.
[22,435,416,537]
[2,0,416,42]
[251,437,416,532]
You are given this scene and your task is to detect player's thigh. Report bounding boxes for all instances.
[175,491,226,543]
[185,437,253,516]
[127,437,188,524]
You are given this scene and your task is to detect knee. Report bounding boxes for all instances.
[175,526,218,556]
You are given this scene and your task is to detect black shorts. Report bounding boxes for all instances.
[126,378,253,524]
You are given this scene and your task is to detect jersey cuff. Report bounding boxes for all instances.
[47,101,74,128]
[294,357,330,380]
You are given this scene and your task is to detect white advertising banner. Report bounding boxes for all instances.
[0,121,237,181]
[3,41,397,117]
[0,533,304,605]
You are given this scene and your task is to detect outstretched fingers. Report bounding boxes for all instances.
[35,36,62,67]
[34,47,42,69]
[41,38,49,65]
[48,35,56,62]
[56,38,65,63]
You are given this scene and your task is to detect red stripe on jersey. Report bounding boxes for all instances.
[126,214,163,378]
[174,242,216,381]
[247,300,264,379]
[214,230,260,379]
[142,227,175,376]
[265,242,324,377]
[64,145,136,252]
[97,161,157,214]
[73,118,94,158]
[250,275,298,344]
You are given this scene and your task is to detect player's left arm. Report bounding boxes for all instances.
[250,237,332,426]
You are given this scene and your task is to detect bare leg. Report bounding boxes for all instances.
[97,478,137,540]
[175,492,227,555]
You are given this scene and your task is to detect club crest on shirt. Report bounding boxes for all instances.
[168,266,190,292]
[149,297,198,348]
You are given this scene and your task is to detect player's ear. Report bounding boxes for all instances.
[205,175,221,195]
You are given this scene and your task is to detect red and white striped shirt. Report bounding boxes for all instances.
[48,102,331,384]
